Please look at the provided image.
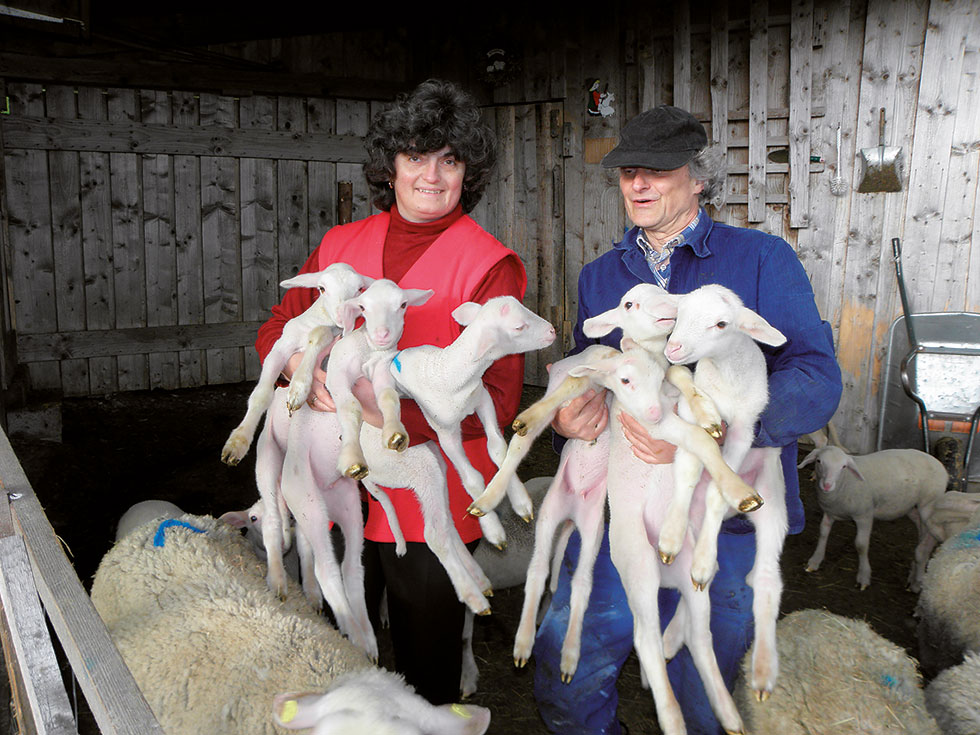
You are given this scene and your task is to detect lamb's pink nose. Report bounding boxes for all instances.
[665,341,682,359]
[646,405,662,423]
[374,328,390,343]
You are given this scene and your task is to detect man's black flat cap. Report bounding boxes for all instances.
[601,105,707,170]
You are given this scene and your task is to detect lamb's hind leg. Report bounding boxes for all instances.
[222,347,288,465]
[560,491,606,683]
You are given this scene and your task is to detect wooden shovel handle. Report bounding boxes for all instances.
[878,108,886,147]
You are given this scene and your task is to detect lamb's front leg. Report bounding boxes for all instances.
[805,514,834,572]
[908,507,938,593]
[253,428,290,599]
[853,514,874,590]
[370,359,408,451]
[657,446,705,565]
[665,364,723,438]
[434,426,508,548]
[284,325,336,414]
[222,345,289,465]
[474,388,533,521]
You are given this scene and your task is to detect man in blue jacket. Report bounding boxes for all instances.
[532,105,843,735]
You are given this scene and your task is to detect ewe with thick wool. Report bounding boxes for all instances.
[916,506,980,676]
[91,513,372,735]
[925,650,980,734]
[735,609,940,735]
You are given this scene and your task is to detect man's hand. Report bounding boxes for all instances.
[551,388,609,442]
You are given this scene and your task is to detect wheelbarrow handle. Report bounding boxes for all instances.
[892,236,918,348]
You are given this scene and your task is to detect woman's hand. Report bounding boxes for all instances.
[618,411,677,464]
[283,352,335,412]
[551,388,609,441]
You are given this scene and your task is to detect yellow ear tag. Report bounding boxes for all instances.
[451,703,472,719]
[280,699,299,723]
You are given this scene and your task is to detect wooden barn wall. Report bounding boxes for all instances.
[2,0,980,456]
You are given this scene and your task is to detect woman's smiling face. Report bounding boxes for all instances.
[392,145,466,223]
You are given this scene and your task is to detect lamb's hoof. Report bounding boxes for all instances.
[494,540,507,552]
[345,463,369,480]
[521,512,533,524]
[724,729,745,735]
[387,432,408,452]
[477,608,491,617]
[515,657,528,668]
[804,565,817,573]
[659,549,675,565]
[738,494,764,513]
[221,452,240,467]
[754,689,771,703]
[561,672,574,684]
[511,418,529,436]
[484,587,494,598]
[707,423,724,439]
[692,578,706,592]
[466,503,486,518]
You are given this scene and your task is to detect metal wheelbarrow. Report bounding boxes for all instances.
[881,238,980,489]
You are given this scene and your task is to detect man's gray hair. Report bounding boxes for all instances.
[689,145,727,207]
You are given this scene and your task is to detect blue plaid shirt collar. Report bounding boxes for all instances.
[635,209,704,289]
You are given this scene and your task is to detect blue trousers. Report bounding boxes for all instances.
[532,525,756,735]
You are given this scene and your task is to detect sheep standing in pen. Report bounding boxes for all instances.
[798,445,947,591]
[220,263,373,466]
[916,504,980,676]
[925,650,980,734]
[734,609,940,735]
[91,512,490,734]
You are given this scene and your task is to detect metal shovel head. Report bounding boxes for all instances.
[857,108,903,192]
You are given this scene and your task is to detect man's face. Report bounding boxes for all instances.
[618,165,704,240]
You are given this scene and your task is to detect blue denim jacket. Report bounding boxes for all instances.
[570,211,842,533]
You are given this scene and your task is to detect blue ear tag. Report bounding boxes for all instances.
[392,351,402,373]
[153,519,207,547]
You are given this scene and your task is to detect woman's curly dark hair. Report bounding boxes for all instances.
[364,79,497,213]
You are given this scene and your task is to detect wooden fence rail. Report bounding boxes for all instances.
[0,428,162,734]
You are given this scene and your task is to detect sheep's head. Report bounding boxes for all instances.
[798,446,865,492]
[583,284,678,346]
[338,279,433,349]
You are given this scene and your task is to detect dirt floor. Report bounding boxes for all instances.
[8,382,929,734]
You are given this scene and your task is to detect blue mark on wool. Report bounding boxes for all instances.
[949,525,980,551]
[392,351,402,372]
[153,519,206,547]
[879,674,898,688]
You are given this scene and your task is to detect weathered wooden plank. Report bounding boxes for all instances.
[562,28,586,354]
[748,0,769,223]
[0,429,165,735]
[673,1,692,110]
[76,86,118,393]
[2,115,368,163]
[106,88,149,391]
[710,0,730,209]
[200,92,244,385]
[515,104,539,382]
[335,100,371,225]
[44,85,89,395]
[941,46,980,312]
[140,89,179,390]
[537,102,566,385]
[171,91,207,388]
[306,96,338,262]
[277,96,311,284]
[239,95,277,381]
[5,82,60,392]
[789,0,814,228]
[16,322,267,362]
[835,0,928,452]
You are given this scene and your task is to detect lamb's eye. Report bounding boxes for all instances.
[318,286,326,294]
[624,301,633,309]
[400,301,407,309]
[249,515,258,523]
[514,323,526,331]
[716,320,729,329]
[359,304,365,312]
[620,377,630,385]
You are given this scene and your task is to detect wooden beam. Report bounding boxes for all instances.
[0,429,165,735]
[15,322,266,362]
[2,115,369,163]
[789,0,814,228]
[0,52,409,100]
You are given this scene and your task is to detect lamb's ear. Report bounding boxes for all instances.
[452,302,482,327]
[844,457,866,482]
[620,337,641,352]
[404,288,435,307]
[280,273,320,291]
[797,448,820,469]
[218,510,248,529]
[337,299,361,336]
[583,311,619,338]
[736,308,787,347]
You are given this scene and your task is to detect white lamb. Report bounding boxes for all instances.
[660,284,790,701]
[90,513,488,735]
[389,295,556,543]
[287,278,434,480]
[797,445,947,592]
[734,609,941,735]
[220,263,373,466]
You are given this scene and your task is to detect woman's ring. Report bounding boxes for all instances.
[311,395,318,405]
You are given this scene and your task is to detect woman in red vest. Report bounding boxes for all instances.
[255,79,527,703]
